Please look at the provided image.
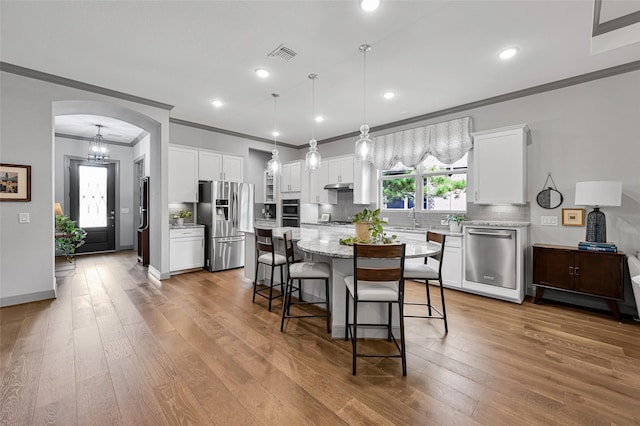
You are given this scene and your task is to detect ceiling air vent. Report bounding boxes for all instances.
[268,43,297,61]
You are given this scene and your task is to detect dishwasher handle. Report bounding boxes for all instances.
[467,230,513,238]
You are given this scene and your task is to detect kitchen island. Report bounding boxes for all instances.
[245,225,440,338]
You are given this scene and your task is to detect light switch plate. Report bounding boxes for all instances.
[19,212,30,223]
[121,207,130,214]
[541,215,558,226]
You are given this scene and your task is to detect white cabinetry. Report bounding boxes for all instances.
[281,161,302,193]
[264,171,276,203]
[441,235,462,289]
[169,146,199,203]
[308,160,335,204]
[471,124,528,205]
[327,156,354,183]
[198,151,244,182]
[170,227,205,273]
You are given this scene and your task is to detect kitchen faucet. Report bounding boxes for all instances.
[409,207,419,228]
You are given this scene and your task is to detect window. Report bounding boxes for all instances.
[380,153,467,212]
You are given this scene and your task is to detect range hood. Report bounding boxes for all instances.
[324,182,353,191]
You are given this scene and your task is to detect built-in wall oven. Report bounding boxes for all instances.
[282,199,300,227]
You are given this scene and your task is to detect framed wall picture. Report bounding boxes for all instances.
[0,164,31,202]
[562,208,584,226]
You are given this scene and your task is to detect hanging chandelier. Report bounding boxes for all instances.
[354,44,373,162]
[305,74,321,171]
[266,93,282,176]
[88,124,110,163]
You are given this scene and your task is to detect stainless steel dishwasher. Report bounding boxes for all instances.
[464,227,517,289]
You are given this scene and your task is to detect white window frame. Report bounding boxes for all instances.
[379,154,468,213]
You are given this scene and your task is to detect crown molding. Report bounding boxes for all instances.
[0,62,174,111]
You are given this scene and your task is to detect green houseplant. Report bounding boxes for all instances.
[172,209,193,225]
[55,215,87,262]
[445,213,466,232]
[352,208,396,244]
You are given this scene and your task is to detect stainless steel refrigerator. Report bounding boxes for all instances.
[198,181,254,272]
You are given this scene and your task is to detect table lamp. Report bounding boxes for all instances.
[574,181,622,243]
[54,202,63,216]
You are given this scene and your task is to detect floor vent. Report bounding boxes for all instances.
[268,43,297,61]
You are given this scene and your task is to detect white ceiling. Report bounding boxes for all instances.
[2,1,639,146]
[55,115,146,145]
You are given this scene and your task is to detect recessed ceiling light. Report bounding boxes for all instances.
[383,91,395,100]
[272,130,280,137]
[255,68,270,78]
[314,115,324,123]
[210,99,224,108]
[360,0,380,12]
[498,47,519,60]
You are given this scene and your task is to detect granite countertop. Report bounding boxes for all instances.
[264,226,441,259]
[301,222,462,237]
[169,223,205,230]
[465,220,530,227]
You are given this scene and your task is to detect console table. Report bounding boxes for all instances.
[532,243,625,322]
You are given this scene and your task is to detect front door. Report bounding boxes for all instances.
[69,159,116,253]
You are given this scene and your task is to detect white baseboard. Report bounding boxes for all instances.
[0,289,56,307]
[148,265,170,280]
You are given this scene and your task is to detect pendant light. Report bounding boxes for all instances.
[88,124,109,163]
[266,93,282,176]
[354,44,372,162]
[305,74,321,171]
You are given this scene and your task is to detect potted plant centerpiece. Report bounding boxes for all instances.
[55,214,87,263]
[173,209,192,226]
[350,208,397,244]
[445,213,466,233]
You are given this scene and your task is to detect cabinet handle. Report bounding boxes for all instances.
[574,267,580,276]
[475,191,478,201]
[569,266,573,275]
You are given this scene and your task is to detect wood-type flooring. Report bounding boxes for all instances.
[1,251,639,425]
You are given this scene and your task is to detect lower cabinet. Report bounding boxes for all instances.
[170,227,205,273]
[441,236,462,288]
[532,244,625,320]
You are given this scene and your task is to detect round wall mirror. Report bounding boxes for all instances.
[537,188,563,209]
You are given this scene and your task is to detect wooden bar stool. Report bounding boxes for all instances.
[280,230,331,333]
[344,243,407,376]
[403,232,448,333]
[253,228,286,312]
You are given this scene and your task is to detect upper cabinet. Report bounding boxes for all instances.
[281,161,302,193]
[471,124,529,205]
[307,160,335,204]
[264,170,276,203]
[327,156,354,183]
[198,150,244,182]
[169,146,199,203]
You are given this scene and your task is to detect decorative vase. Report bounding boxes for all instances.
[176,218,185,226]
[354,223,371,242]
[449,222,462,233]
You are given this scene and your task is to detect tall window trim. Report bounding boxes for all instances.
[379,155,468,213]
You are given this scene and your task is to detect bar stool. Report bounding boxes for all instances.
[344,243,407,376]
[403,232,448,333]
[280,230,331,333]
[253,228,286,312]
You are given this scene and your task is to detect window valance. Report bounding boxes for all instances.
[370,116,472,170]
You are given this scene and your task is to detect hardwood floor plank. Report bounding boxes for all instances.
[107,354,170,426]
[152,377,212,425]
[76,373,122,426]
[0,350,44,425]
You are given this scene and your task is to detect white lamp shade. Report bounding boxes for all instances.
[574,181,622,207]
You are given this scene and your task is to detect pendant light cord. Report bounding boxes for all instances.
[311,75,316,140]
[272,93,279,149]
[363,48,367,124]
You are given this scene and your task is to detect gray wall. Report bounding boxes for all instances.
[55,136,135,249]
[0,71,170,306]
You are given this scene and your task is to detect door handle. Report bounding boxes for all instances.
[569,266,573,275]
[574,267,580,276]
